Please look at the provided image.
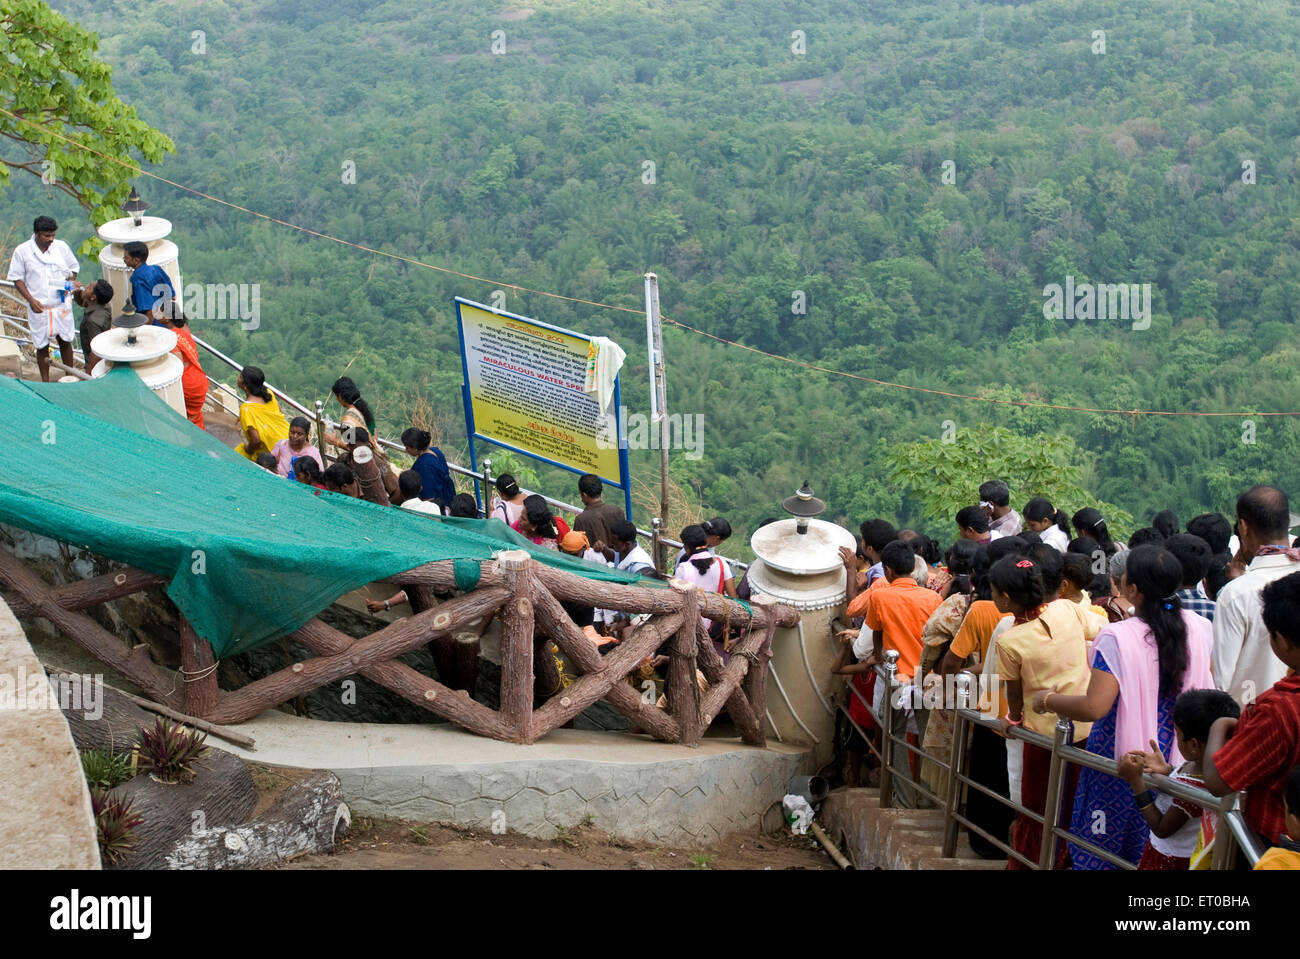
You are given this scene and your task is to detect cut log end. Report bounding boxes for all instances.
[497,550,532,570]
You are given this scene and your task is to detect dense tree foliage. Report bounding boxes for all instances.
[0,0,174,254]
[7,0,1300,556]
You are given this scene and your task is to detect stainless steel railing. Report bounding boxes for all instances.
[2,277,750,572]
[837,649,1262,869]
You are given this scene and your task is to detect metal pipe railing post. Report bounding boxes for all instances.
[878,649,899,809]
[480,457,493,515]
[941,672,972,857]
[1212,801,1236,871]
[1038,715,1072,870]
[314,400,330,465]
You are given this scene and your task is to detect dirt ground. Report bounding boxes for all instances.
[271,816,835,870]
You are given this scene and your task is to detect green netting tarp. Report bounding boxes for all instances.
[0,368,648,658]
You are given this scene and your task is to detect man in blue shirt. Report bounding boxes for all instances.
[123,241,176,324]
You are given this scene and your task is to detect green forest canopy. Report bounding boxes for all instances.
[7,0,1300,556]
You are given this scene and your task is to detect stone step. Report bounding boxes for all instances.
[819,786,1005,870]
[912,847,1007,870]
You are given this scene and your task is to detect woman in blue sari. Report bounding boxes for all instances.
[1031,547,1213,869]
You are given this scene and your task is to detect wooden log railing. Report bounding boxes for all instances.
[0,545,799,746]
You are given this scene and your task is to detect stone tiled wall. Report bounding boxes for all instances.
[339,747,811,845]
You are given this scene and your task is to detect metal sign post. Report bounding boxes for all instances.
[455,297,632,520]
[645,273,669,570]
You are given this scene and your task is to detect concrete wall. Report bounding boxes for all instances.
[0,597,100,869]
[344,748,809,846]
[223,712,812,847]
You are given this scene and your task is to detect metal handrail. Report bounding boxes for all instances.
[185,329,750,572]
[4,279,750,570]
[847,650,1262,869]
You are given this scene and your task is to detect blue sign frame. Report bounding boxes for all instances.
[454,296,633,522]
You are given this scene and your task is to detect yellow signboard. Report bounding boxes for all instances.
[456,300,623,482]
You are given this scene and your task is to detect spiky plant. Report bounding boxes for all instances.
[135,717,210,784]
[80,748,134,790]
[90,788,143,866]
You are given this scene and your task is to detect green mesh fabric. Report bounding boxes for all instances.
[0,369,650,659]
[19,372,246,463]
[453,558,482,592]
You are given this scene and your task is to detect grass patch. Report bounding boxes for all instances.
[80,749,134,790]
[690,852,716,870]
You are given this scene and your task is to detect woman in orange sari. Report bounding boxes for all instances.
[163,312,209,429]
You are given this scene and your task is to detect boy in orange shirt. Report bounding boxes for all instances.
[862,540,943,806]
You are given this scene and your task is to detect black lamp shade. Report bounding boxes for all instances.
[782,481,825,518]
[122,187,150,217]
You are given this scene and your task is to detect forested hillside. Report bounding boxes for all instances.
[12,0,1300,555]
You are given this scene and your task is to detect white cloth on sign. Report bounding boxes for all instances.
[583,336,626,413]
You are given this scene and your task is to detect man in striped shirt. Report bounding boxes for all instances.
[1205,571,1300,848]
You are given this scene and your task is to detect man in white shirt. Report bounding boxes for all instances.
[7,215,80,381]
[608,519,654,575]
[980,479,1022,537]
[397,470,442,515]
[1213,485,1300,706]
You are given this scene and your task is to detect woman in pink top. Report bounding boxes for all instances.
[1032,546,1214,870]
[490,473,527,527]
[272,417,325,478]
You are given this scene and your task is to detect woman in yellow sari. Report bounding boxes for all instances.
[234,365,290,461]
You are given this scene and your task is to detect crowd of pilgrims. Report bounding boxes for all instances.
[234,370,1300,872]
[230,366,743,700]
[832,480,1300,871]
[19,213,1294,872]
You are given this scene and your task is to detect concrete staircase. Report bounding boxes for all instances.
[819,787,1006,870]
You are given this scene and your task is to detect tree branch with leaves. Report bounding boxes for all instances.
[0,0,174,255]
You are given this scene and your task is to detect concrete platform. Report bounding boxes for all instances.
[819,787,1006,870]
[0,597,100,869]
[223,711,811,845]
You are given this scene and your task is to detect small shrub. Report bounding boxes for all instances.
[690,852,716,870]
[80,749,134,790]
[409,826,431,845]
[554,826,578,848]
[91,788,143,866]
[135,717,210,784]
